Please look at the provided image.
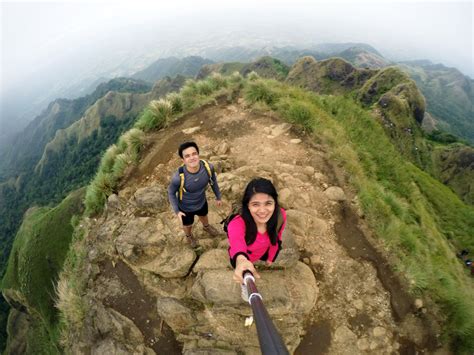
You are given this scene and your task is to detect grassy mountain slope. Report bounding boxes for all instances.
[1,188,85,354]
[286,56,376,95]
[431,144,474,205]
[287,57,474,205]
[73,74,474,352]
[398,62,474,145]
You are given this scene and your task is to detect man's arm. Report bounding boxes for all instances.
[210,163,222,200]
[167,173,180,213]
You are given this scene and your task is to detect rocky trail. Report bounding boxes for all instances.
[77,99,441,354]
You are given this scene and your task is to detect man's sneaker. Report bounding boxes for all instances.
[241,283,249,303]
[186,234,198,248]
[203,224,219,237]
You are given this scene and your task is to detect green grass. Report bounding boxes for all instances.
[1,188,85,353]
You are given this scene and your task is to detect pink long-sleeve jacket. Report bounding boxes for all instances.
[227,208,287,268]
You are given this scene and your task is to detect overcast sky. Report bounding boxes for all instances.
[0,0,472,132]
[2,0,472,87]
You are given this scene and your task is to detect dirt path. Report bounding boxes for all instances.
[100,98,440,354]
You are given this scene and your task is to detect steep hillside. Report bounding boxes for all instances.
[287,57,474,205]
[1,188,84,354]
[313,42,383,57]
[431,144,474,205]
[0,78,152,181]
[398,61,474,144]
[286,56,376,95]
[338,47,390,68]
[132,56,213,82]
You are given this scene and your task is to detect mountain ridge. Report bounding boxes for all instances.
[1,54,473,353]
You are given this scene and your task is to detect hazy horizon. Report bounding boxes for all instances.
[1,0,472,139]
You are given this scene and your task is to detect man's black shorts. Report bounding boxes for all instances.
[179,201,208,226]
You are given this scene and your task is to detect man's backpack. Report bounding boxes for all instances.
[178,160,214,201]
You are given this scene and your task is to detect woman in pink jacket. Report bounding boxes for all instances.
[227,177,287,286]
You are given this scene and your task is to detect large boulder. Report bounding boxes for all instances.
[134,185,168,211]
[190,262,318,315]
[193,249,231,272]
[90,304,154,354]
[157,297,197,333]
[140,246,196,278]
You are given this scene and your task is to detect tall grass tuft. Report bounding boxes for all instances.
[167,92,184,114]
[247,71,260,81]
[207,72,228,91]
[244,81,279,107]
[84,171,115,215]
[121,128,144,161]
[276,98,314,132]
[229,71,244,84]
[196,80,213,96]
[112,153,130,180]
[100,145,119,173]
[55,277,85,338]
[134,99,172,132]
[56,219,88,349]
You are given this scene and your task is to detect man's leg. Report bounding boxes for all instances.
[181,212,198,247]
[183,224,193,237]
[198,215,219,236]
[197,215,209,226]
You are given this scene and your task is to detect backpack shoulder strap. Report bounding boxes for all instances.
[178,165,186,201]
[201,159,214,186]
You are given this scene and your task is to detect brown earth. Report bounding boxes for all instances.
[90,97,445,354]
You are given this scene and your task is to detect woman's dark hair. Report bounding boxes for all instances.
[241,177,279,246]
[178,141,199,158]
